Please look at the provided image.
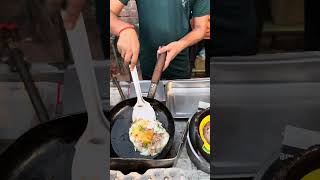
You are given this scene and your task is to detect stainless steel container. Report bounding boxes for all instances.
[166,78,210,119]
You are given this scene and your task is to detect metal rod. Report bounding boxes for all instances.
[110,36,132,81]
[111,75,126,101]
[10,49,50,123]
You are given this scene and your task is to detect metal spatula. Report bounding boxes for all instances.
[62,12,109,180]
[130,66,156,122]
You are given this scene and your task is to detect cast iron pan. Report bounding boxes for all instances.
[187,112,210,173]
[274,145,320,180]
[195,107,210,162]
[0,112,109,180]
[254,152,292,180]
[255,145,320,180]
[110,52,175,159]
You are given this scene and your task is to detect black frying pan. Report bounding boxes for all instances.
[110,52,175,159]
[273,145,320,180]
[0,112,109,180]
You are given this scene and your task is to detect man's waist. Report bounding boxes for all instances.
[140,46,189,55]
[138,31,189,47]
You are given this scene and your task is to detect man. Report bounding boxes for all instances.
[110,0,210,79]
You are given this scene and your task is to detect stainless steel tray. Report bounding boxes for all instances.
[166,78,210,118]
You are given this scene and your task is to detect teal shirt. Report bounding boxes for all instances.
[119,0,210,79]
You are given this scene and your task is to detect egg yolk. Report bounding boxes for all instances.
[131,121,154,145]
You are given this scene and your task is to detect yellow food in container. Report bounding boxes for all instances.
[199,115,210,154]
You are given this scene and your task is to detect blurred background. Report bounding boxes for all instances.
[0,0,108,152]
[212,0,320,179]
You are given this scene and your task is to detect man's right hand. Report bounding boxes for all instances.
[46,0,86,30]
[63,0,86,29]
[111,0,140,70]
[117,28,140,70]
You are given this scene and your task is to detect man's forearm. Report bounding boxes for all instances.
[177,26,206,50]
[110,12,132,36]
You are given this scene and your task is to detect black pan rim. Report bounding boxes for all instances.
[0,111,110,180]
[275,145,320,180]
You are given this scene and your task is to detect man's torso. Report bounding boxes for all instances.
[118,0,209,79]
[136,0,195,79]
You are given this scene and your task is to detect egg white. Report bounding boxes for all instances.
[129,119,169,156]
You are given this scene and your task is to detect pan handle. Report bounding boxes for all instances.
[147,49,167,99]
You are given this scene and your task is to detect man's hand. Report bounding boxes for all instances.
[159,15,209,71]
[46,0,86,29]
[63,0,86,29]
[111,0,140,70]
[117,28,140,69]
[157,41,184,71]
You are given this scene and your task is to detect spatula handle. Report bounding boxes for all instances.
[64,13,109,138]
[130,66,144,104]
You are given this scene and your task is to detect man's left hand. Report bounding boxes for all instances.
[157,41,184,71]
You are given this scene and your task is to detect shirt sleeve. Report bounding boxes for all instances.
[119,0,129,6]
[192,0,210,17]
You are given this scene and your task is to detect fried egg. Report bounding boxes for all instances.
[129,119,169,156]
